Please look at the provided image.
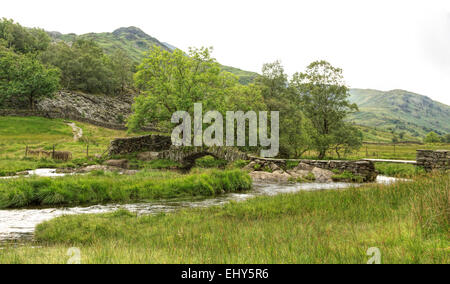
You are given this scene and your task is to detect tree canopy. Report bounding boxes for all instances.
[40,39,134,95]
[128,47,264,131]
[0,47,60,109]
[290,60,359,159]
[424,131,442,143]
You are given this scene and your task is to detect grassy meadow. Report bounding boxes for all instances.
[0,116,139,176]
[0,173,448,264]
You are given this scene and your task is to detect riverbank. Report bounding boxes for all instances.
[0,173,447,264]
[0,169,252,209]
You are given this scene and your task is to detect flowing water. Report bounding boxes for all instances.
[0,169,406,242]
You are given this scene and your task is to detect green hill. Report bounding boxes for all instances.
[48,27,258,84]
[348,89,450,138]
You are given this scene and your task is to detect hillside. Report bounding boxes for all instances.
[48,27,171,62]
[348,89,450,138]
[48,27,258,84]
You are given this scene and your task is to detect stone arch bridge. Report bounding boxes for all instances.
[108,134,248,168]
[108,135,382,181]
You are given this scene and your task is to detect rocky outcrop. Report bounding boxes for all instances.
[37,91,133,125]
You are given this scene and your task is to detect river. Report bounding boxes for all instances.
[0,169,404,242]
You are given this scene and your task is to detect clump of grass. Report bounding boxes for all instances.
[375,163,426,178]
[194,156,228,169]
[0,169,252,209]
[332,171,364,183]
[289,172,316,183]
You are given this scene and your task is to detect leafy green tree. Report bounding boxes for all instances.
[0,48,60,109]
[291,61,358,159]
[255,61,314,158]
[332,124,363,158]
[108,49,134,94]
[424,131,442,143]
[40,39,125,95]
[0,18,50,54]
[129,47,245,131]
[392,136,399,144]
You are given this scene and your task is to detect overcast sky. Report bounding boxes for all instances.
[2,0,450,104]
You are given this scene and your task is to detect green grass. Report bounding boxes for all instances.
[375,163,426,178]
[0,116,145,175]
[194,155,228,169]
[0,169,251,209]
[300,143,449,161]
[331,171,364,183]
[0,173,447,264]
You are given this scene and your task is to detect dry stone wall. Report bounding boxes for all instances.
[416,150,449,171]
[250,157,378,182]
[109,135,172,155]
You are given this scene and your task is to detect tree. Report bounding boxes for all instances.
[255,61,313,158]
[424,131,442,143]
[291,61,358,159]
[108,49,134,94]
[331,124,363,159]
[0,18,50,54]
[129,46,262,131]
[40,39,122,95]
[0,48,60,109]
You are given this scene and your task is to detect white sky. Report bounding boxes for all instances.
[2,0,450,105]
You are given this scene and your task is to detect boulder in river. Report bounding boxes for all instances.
[311,167,334,183]
[249,170,291,182]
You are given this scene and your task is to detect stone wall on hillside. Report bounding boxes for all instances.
[109,135,172,155]
[416,150,449,171]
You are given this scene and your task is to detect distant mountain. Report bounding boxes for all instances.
[48,27,258,84]
[348,89,450,138]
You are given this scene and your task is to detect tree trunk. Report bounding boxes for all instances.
[318,150,326,160]
[29,94,34,110]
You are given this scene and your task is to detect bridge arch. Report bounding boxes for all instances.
[158,146,249,169]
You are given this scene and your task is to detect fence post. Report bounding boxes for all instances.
[86,144,89,158]
[52,144,55,159]
[25,145,28,157]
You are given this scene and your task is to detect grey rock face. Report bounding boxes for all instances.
[37,91,133,125]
